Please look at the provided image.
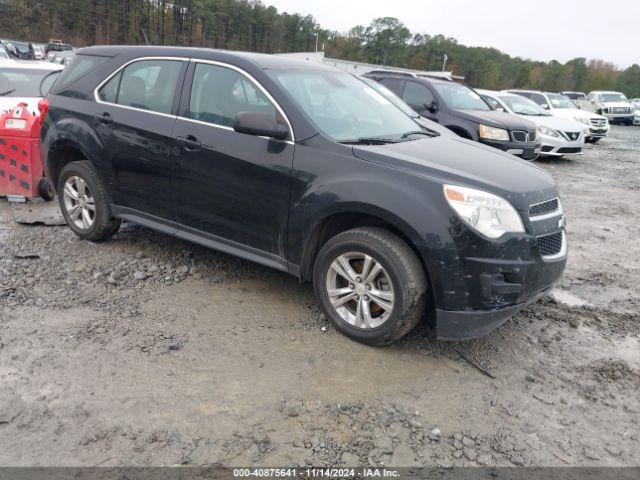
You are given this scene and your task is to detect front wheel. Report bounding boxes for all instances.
[313,227,428,345]
[586,137,602,144]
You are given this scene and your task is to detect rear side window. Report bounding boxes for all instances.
[186,63,276,127]
[98,59,182,115]
[55,55,109,90]
[403,81,434,110]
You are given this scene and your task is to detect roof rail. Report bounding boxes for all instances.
[366,69,417,78]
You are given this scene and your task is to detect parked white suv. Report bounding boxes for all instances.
[479,89,584,157]
[629,98,640,125]
[582,91,634,125]
[506,90,609,144]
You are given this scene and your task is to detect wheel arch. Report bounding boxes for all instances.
[43,117,106,189]
[446,125,473,139]
[298,203,430,286]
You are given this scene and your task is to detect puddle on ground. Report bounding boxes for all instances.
[551,288,590,307]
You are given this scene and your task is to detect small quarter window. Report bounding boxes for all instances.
[98,71,121,103]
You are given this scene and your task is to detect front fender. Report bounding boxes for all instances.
[286,151,464,309]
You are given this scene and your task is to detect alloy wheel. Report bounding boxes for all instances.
[325,251,395,329]
[62,176,96,230]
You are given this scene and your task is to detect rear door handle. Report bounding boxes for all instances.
[176,135,202,151]
[95,112,113,124]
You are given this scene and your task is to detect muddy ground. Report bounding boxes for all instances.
[0,126,639,468]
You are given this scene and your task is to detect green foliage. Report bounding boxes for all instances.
[0,1,636,95]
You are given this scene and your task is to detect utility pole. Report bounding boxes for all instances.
[442,54,448,72]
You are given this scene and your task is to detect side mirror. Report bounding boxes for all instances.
[424,100,439,114]
[540,103,549,110]
[233,112,289,140]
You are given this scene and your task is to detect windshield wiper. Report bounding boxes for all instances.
[339,137,398,145]
[401,130,438,139]
[0,89,16,96]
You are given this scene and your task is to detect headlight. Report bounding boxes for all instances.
[538,125,560,137]
[479,124,510,141]
[574,117,590,126]
[443,185,525,239]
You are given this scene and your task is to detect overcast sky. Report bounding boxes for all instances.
[266,0,639,68]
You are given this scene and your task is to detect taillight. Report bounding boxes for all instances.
[37,98,50,122]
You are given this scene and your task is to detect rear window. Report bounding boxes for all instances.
[0,67,57,97]
[54,54,110,90]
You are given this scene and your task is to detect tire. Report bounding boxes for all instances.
[37,178,55,201]
[57,160,121,242]
[313,227,427,346]
[586,137,602,144]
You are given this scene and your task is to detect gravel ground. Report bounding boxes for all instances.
[0,126,639,467]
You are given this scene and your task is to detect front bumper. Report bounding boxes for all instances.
[437,285,554,340]
[430,205,567,341]
[585,126,609,139]
[481,139,542,160]
[539,133,583,156]
[603,113,633,123]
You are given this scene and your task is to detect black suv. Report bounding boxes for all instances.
[41,47,567,344]
[364,71,542,161]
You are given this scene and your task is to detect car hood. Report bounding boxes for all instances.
[552,108,605,121]
[601,101,631,108]
[517,114,584,132]
[352,135,557,209]
[452,109,538,130]
[0,97,41,116]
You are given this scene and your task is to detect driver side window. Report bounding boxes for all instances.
[186,63,276,128]
[402,81,434,111]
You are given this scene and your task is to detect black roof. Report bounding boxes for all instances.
[78,45,335,71]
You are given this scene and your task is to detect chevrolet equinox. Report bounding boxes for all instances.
[41,47,567,345]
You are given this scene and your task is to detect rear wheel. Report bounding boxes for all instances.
[313,227,427,345]
[57,160,121,242]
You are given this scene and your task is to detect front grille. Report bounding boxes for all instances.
[563,131,581,141]
[537,232,564,257]
[590,118,606,127]
[529,198,559,217]
[557,147,581,154]
[512,130,537,142]
[611,107,630,114]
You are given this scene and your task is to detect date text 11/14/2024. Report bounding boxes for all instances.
[233,468,401,478]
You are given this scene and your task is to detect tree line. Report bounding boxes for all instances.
[1,0,639,97]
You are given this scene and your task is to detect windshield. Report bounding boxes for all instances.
[547,93,575,109]
[0,68,55,97]
[269,69,421,142]
[599,93,628,102]
[0,49,8,59]
[431,82,490,111]
[501,95,550,116]
[359,76,419,118]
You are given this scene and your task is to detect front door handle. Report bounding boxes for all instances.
[95,112,113,124]
[176,135,202,151]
